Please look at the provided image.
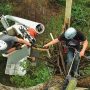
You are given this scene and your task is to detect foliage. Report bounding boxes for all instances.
[74,0,90,7]
[71,0,90,43]
[49,16,62,32]
[0,0,90,88]
[20,60,29,70]
[45,15,64,37]
[0,3,12,15]
[0,3,13,31]
[37,15,64,45]
[71,0,90,29]
[71,4,88,29]
[10,61,51,87]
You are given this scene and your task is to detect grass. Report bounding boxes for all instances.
[36,15,64,47]
[10,60,52,87]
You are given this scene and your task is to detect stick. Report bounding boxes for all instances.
[32,46,51,57]
[32,47,49,51]
[50,33,63,74]
[58,43,66,75]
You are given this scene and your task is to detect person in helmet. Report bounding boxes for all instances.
[0,34,31,54]
[43,27,88,74]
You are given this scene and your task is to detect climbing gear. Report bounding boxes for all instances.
[64,27,77,39]
[0,40,7,50]
[19,26,36,45]
[62,48,80,90]
[68,39,79,47]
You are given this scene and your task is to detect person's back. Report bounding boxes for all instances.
[0,34,18,53]
[0,34,31,54]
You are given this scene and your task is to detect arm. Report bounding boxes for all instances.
[17,38,31,46]
[5,36,31,54]
[7,47,16,54]
[43,38,59,48]
[80,39,88,57]
[7,38,31,54]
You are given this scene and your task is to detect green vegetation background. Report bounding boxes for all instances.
[0,0,90,87]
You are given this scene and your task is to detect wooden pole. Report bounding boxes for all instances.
[58,43,66,75]
[63,0,73,31]
[59,0,73,75]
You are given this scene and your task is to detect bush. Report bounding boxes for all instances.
[71,4,88,29]
[10,61,52,87]
[71,0,90,44]
[0,3,12,15]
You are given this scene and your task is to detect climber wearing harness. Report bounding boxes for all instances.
[43,27,88,74]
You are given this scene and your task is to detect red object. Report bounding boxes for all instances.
[27,28,37,38]
[63,47,68,53]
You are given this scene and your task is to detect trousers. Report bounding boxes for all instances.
[66,48,80,76]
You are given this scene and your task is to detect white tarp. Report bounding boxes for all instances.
[5,45,31,76]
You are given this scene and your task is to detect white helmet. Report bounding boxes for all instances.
[0,40,7,50]
[64,27,77,39]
